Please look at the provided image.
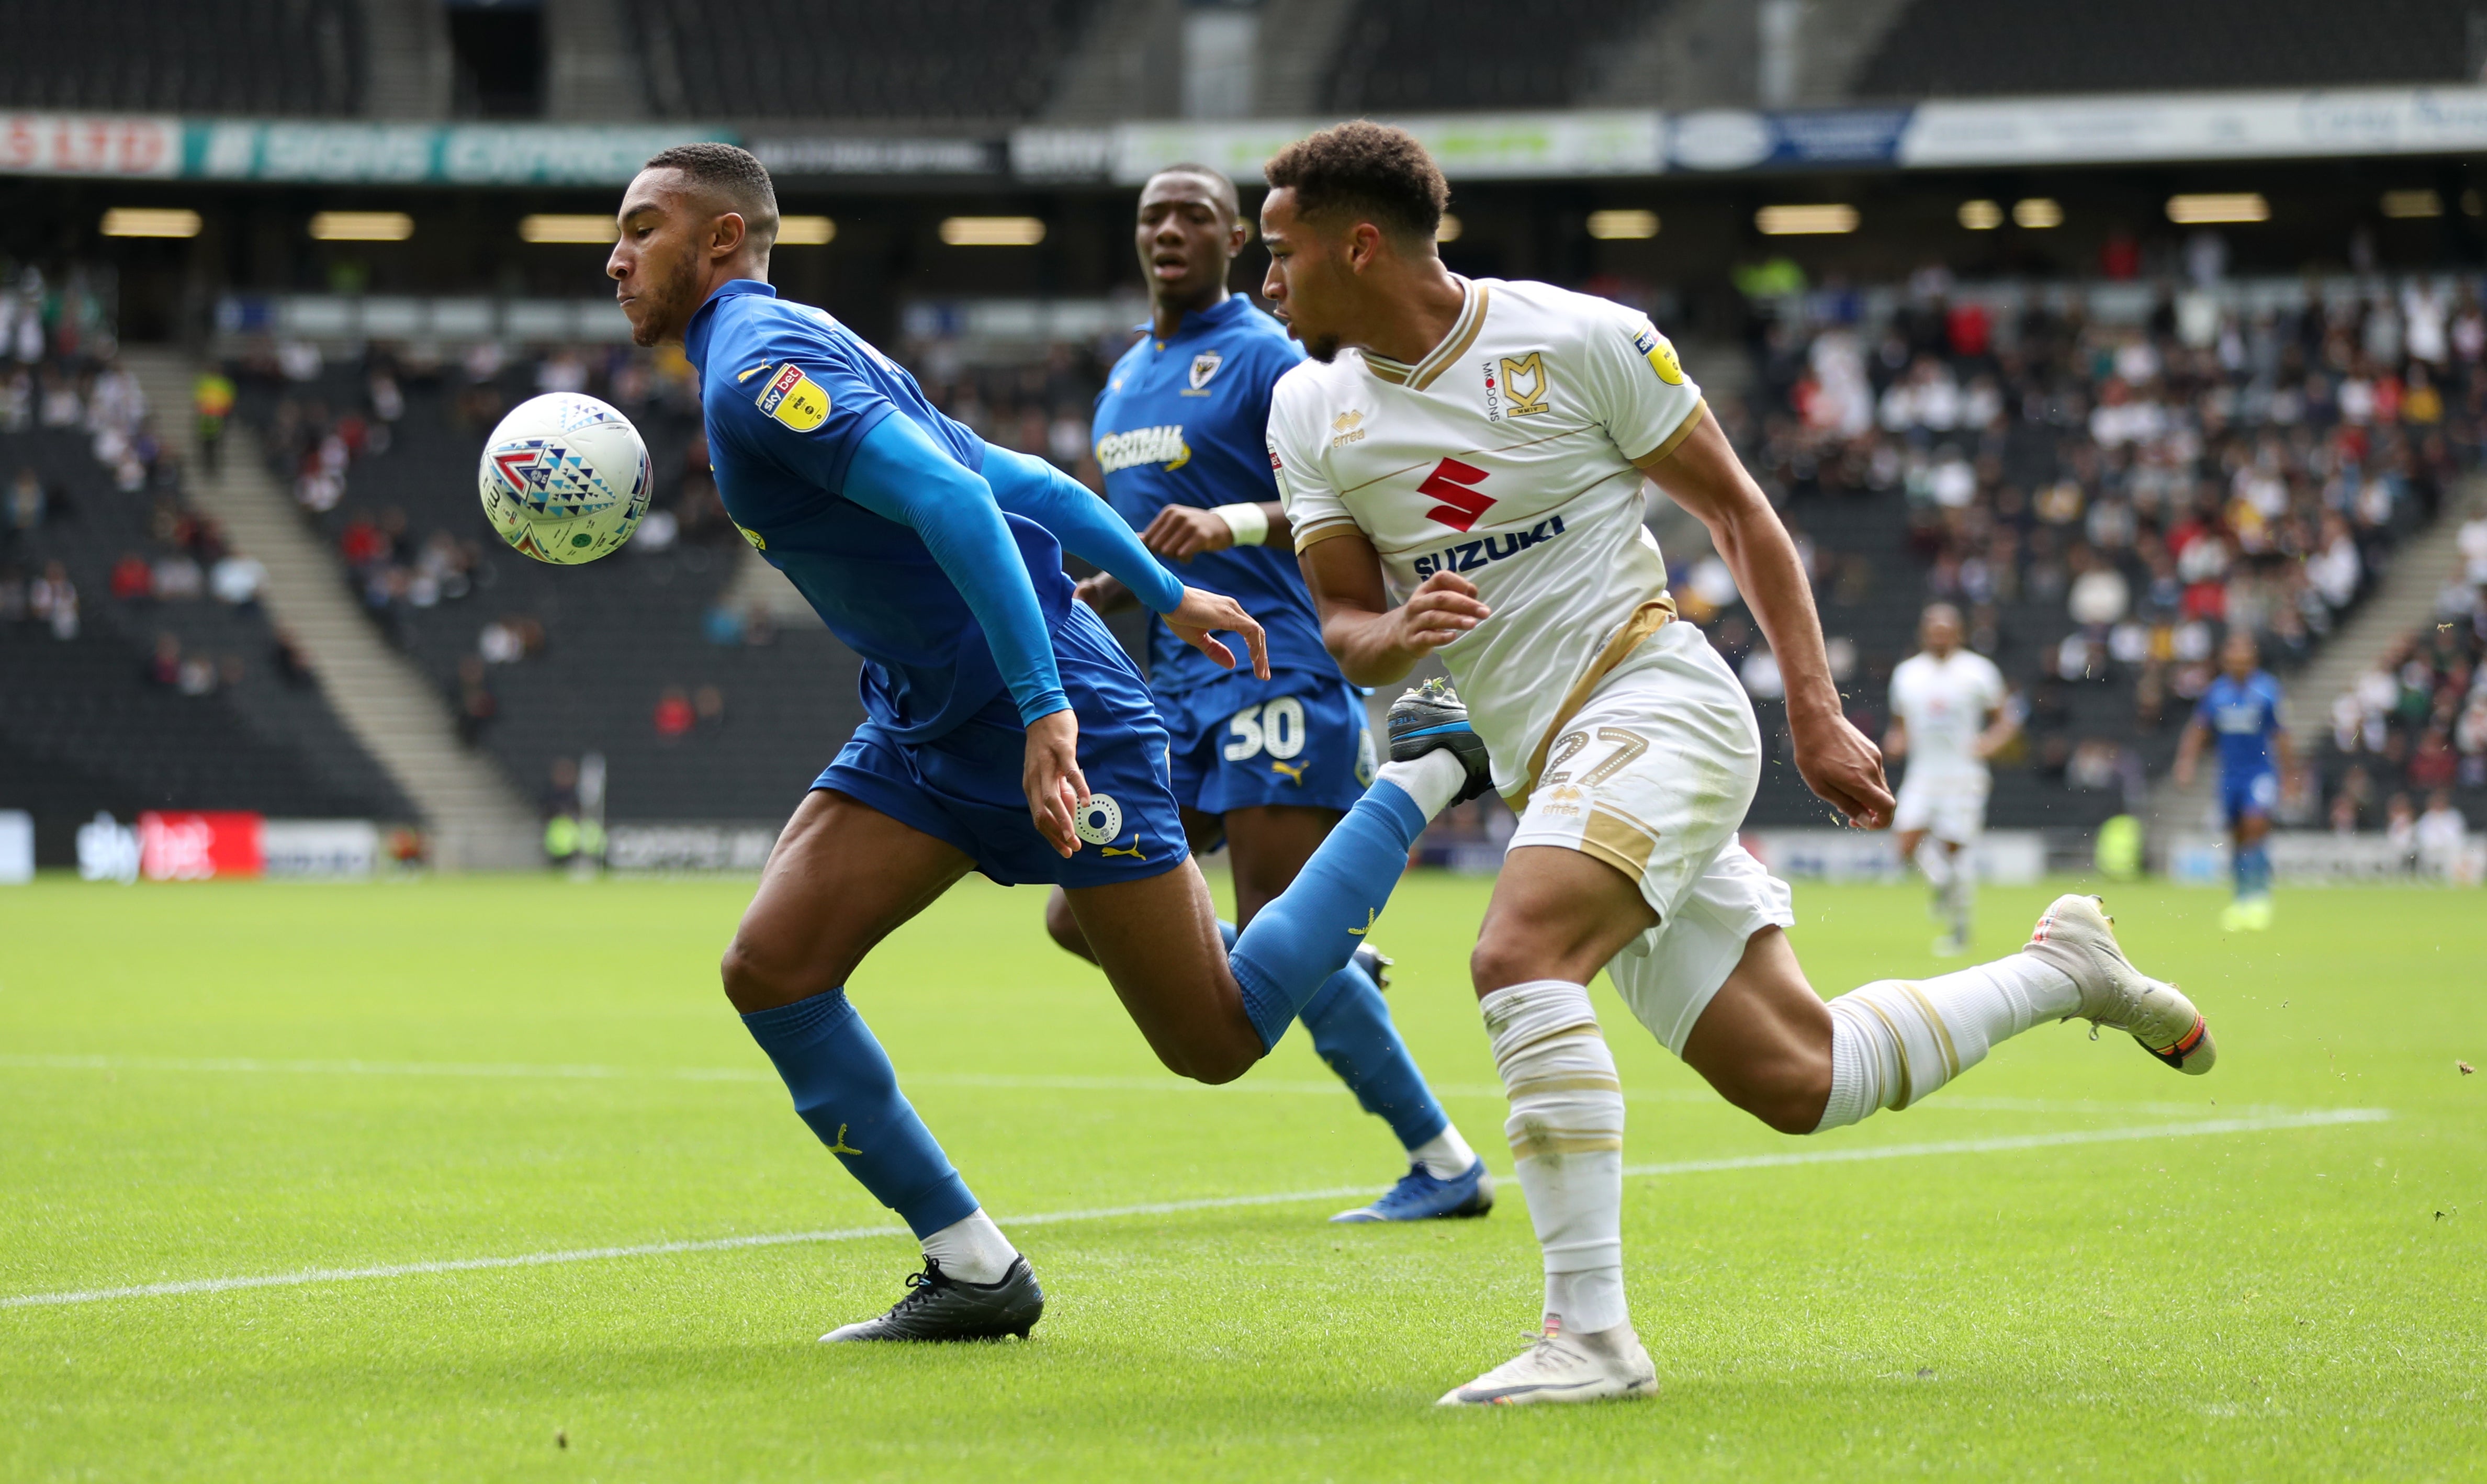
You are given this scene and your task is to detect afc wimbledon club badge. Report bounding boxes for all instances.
[756,364,832,431]
[1188,350,1223,391]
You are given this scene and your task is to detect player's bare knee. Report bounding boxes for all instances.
[1470,933,1559,997]
[1739,1052,1833,1136]
[718,938,831,1015]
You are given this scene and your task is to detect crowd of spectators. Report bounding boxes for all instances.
[2314,513,2487,862]
[1741,265,2475,814]
[1,262,298,702]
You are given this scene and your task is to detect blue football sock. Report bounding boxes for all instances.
[740,987,979,1240]
[1298,962,1452,1152]
[1228,779,1431,1051]
[2240,843,2272,898]
[1217,918,1452,1152]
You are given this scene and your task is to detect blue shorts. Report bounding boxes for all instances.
[1161,668,1374,819]
[2219,766,2279,826]
[815,604,1189,889]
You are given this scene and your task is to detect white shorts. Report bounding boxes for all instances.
[1892,768,1990,844]
[1506,620,1796,1056]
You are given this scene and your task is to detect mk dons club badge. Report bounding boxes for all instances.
[756,364,832,431]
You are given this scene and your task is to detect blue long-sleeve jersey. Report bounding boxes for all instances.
[1094,295,1335,693]
[685,279,1182,744]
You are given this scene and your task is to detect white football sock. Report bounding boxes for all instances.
[1376,748,1469,821]
[1913,836,1955,890]
[1814,955,2078,1131]
[919,1208,1017,1285]
[1950,862,1976,939]
[1481,979,1629,1335]
[1408,1122,1478,1181]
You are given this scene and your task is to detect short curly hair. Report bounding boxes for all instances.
[643,141,780,250]
[1263,121,1447,243]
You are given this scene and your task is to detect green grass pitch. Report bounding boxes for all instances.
[3,870,2482,1481]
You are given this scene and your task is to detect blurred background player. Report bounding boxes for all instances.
[1884,603,2017,957]
[1047,164,1488,1223]
[1259,121,2216,1407]
[611,144,1483,1345]
[2175,630,2297,931]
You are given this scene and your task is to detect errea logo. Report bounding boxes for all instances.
[1095,424,1191,474]
[1330,409,1367,447]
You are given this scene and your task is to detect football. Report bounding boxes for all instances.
[476,392,653,565]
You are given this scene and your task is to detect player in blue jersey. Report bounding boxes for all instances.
[1045,164,1489,1223]
[605,144,1494,1344]
[2174,630,2297,931]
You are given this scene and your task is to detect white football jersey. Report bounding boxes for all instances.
[1889,649,2007,780]
[1268,276,1706,795]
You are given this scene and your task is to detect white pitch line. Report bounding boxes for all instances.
[0,1054,2261,1117]
[0,1107,2387,1312]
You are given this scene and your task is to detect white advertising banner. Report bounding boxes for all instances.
[1902,87,2487,168]
[2165,830,2484,886]
[261,820,379,879]
[0,810,30,884]
[1742,829,2043,885]
[1099,109,1665,185]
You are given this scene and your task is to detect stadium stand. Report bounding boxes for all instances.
[1321,0,1663,113]
[0,0,362,116]
[1726,271,2467,831]
[223,330,1141,827]
[1,273,412,855]
[1855,0,2472,99]
[625,0,1106,120]
[2317,532,2487,838]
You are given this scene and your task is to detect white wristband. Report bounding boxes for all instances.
[1211,502,1270,546]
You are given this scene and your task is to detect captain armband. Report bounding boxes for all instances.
[1211,502,1270,547]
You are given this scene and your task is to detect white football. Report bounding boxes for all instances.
[476,392,652,566]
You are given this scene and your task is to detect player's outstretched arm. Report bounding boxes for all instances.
[2173,719,2207,786]
[843,415,1088,854]
[1298,528,1490,688]
[981,443,1267,677]
[1640,407,1893,828]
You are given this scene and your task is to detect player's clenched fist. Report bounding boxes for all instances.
[1165,586,1271,678]
[1790,710,1895,830]
[1139,504,1236,561]
[1388,571,1491,659]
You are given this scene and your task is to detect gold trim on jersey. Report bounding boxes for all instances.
[1513,598,1676,803]
[1360,279,1489,392]
[1291,517,1365,552]
[1629,397,1710,466]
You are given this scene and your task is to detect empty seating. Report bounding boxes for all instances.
[0,0,362,116]
[1857,0,2469,99]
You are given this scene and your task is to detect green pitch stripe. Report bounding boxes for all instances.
[0,1107,2387,1312]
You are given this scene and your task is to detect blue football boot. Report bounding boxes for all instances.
[1330,1157,1495,1223]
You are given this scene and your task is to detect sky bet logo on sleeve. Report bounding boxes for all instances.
[756,364,831,431]
[1633,322,1685,386]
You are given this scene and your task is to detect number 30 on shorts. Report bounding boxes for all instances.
[1222,698,1307,762]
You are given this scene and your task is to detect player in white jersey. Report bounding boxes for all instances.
[1886,603,2017,956]
[1257,122,2218,1407]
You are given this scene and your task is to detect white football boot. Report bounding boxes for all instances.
[2021,894,2215,1074]
[1436,1318,1658,1407]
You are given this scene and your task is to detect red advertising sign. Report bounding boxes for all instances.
[0,114,182,177]
[137,812,265,881]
